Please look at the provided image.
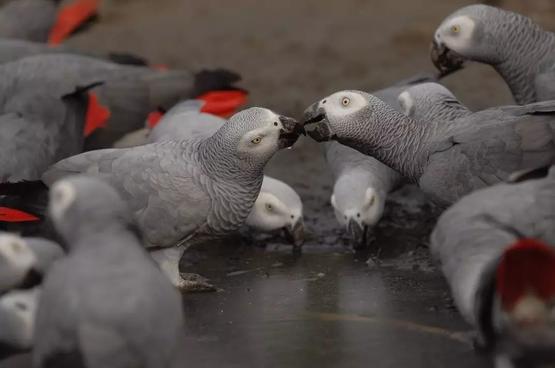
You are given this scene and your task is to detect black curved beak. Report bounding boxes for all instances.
[278,115,305,149]
[303,103,334,142]
[347,219,368,250]
[283,219,304,248]
[430,40,466,78]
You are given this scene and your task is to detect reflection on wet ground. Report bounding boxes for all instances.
[170,181,489,368]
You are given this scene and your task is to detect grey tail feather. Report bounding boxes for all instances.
[108,52,149,67]
[192,69,242,97]
[0,180,48,197]
[507,165,552,183]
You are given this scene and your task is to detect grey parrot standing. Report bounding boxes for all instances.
[2,53,243,150]
[324,75,434,248]
[33,175,186,368]
[430,166,555,367]
[303,90,555,206]
[431,4,555,105]
[145,99,305,247]
[0,232,63,293]
[5,108,303,290]
[0,287,40,353]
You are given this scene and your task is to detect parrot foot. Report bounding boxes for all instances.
[177,273,219,293]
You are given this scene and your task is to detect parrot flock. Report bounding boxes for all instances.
[0,1,553,368]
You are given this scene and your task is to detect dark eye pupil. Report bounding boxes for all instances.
[357,213,361,218]
[290,215,294,219]
[274,122,278,126]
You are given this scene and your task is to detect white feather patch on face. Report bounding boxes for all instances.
[437,15,476,54]
[321,91,368,118]
[0,234,36,273]
[398,91,414,117]
[0,288,39,348]
[237,111,283,156]
[49,180,76,222]
[332,187,384,227]
[246,192,291,231]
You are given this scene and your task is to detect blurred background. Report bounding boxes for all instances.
[63,0,555,116]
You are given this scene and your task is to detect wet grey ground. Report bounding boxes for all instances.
[2,0,555,367]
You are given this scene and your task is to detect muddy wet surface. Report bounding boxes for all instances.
[2,0,555,367]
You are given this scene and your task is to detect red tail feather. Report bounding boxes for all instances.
[147,111,165,129]
[496,239,555,311]
[48,0,100,45]
[84,92,111,137]
[198,90,247,118]
[0,207,40,222]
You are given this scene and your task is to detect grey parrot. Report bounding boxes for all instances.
[36,107,303,289]
[0,232,63,293]
[398,82,472,123]
[146,99,305,247]
[33,175,186,368]
[431,4,555,105]
[324,75,434,248]
[3,53,243,150]
[303,90,555,206]
[0,287,40,352]
[0,64,96,182]
[430,166,555,367]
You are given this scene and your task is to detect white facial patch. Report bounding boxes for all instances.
[398,91,415,117]
[49,180,76,222]
[322,91,368,118]
[438,15,476,54]
[0,288,39,348]
[511,292,548,325]
[332,187,384,227]
[246,192,290,231]
[0,234,36,272]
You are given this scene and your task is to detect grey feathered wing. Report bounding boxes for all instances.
[0,89,85,182]
[420,105,555,205]
[43,142,212,247]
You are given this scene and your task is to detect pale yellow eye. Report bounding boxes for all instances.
[251,137,262,144]
[451,25,460,33]
[341,97,350,106]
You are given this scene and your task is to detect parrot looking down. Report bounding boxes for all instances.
[303,90,555,206]
[324,74,434,249]
[430,166,555,367]
[0,232,63,293]
[33,175,187,368]
[431,4,555,105]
